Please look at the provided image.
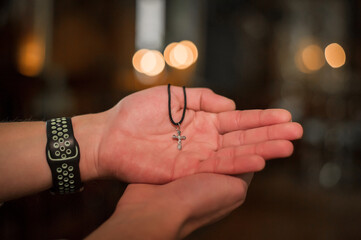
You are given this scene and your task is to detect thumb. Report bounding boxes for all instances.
[170,86,236,112]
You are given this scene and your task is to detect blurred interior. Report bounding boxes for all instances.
[1,0,361,239]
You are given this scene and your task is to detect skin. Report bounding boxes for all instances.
[84,86,303,183]
[0,85,302,201]
[86,173,254,240]
[0,85,303,238]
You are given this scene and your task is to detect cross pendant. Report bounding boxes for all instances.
[172,129,186,150]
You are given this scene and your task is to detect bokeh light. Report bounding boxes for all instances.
[301,44,325,72]
[132,49,165,76]
[164,42,177,66]
[325,43,346,68]
[319,162,341,188]
[172,43,192,67]
[164,40,198,69]
[132,49,147,73]
[180,40,198,63]
[17,34,45,77]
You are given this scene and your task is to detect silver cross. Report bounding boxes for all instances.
[173,129,186,150]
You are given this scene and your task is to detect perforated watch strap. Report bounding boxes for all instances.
[46,117,83,194]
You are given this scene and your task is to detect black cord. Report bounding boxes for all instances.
[168,84,187,125]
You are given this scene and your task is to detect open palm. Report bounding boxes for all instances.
[97,85,302,183]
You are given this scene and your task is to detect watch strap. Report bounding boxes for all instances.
[46,117,83,194]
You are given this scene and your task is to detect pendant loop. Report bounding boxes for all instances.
[168,84,187,150]
[168,84,187,126]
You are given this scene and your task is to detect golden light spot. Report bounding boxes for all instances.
[132,49,148,73]
[164,42,177,66]
[180,40,198,63]
[164,40,198,69]
[17,34,45,77]
[173,44,189,65]
[140,51,157,73]
[132,49,165,76]
[171,43,193,69]
[301,44,325,72]
[325,43,346,68]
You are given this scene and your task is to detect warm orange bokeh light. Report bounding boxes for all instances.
[325,43,346,68]
[164,42,177,66]
[180,40,198,63]
[170,43,193,69]
[132,49,165,76]
[17,34,45,77]
[301,44,325,72]
[140,51,157,73]
[164,40,198,69]
[132,49,148,73]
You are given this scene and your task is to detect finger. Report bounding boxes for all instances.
[170,86,236,112]
[221,122,303,148]
[196,154,265,175]
[168,173,250,239]
[217,140,294,160]
[216,109,292,134]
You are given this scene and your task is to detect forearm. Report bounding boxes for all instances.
[0,114,104,202]
[0,121,51,201]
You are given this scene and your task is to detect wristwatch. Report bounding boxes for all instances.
[46,117,83,194]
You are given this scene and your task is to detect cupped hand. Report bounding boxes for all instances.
[87,173,254,240]
[96,85,302,183]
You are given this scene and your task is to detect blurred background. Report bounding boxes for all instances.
[0,0,361,239]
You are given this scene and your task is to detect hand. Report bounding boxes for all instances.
[74,86,303,183]
[86,173,254,240]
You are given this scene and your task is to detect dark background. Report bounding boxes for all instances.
[1,0,361,239]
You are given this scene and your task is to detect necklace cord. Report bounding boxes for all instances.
[168,84,187,125]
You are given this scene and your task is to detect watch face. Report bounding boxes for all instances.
[47,118,79,161]
[47,146,79,161]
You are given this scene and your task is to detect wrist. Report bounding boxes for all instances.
[113,200,186,239]
[87,201,186,240]
[71,113,106,182]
